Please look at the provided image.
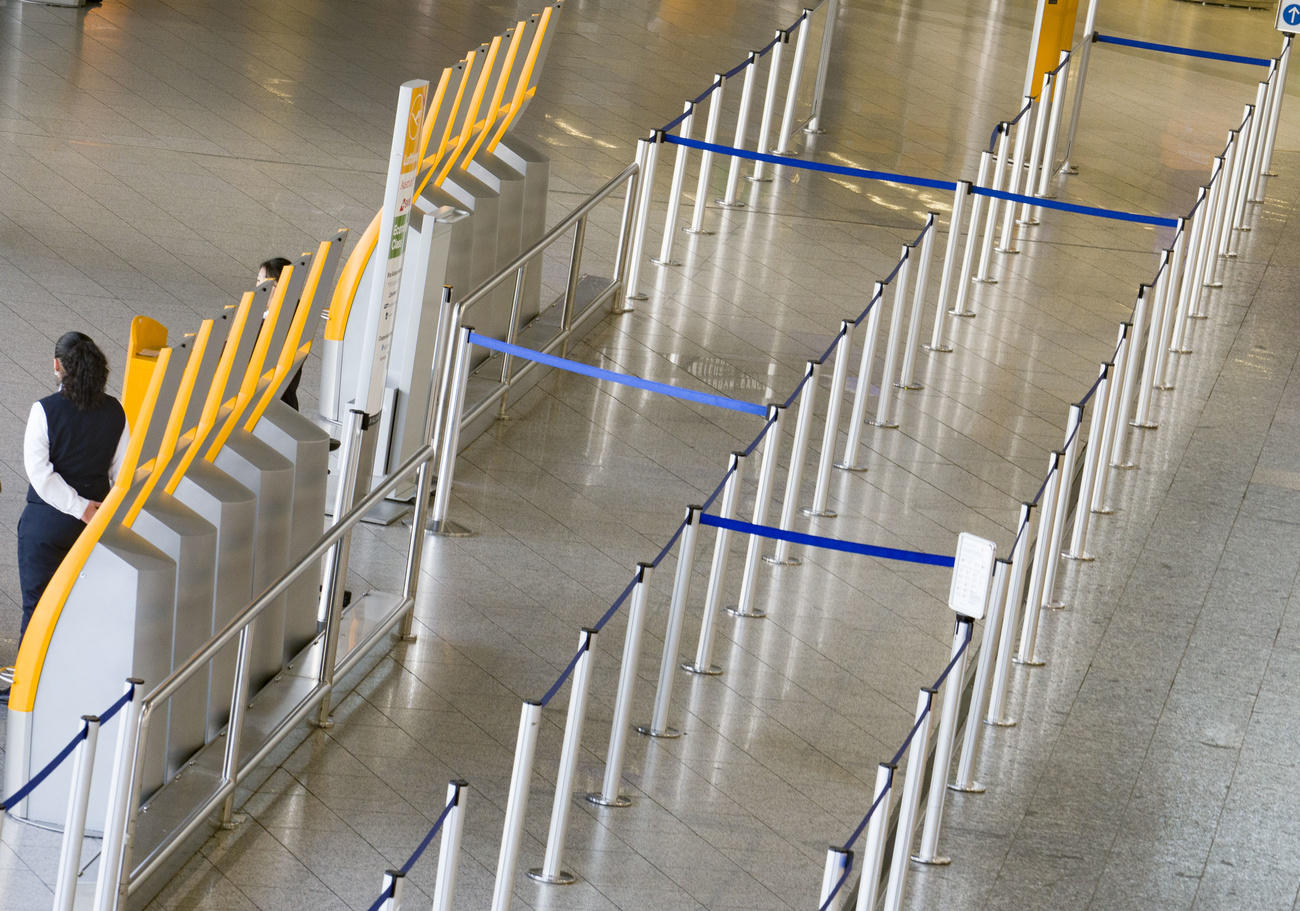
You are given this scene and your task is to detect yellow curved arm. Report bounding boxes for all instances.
[487,5,554,153]
[435,38,501,186]
[10,348,173,712]
[123,316,168,428]
[462,23,525,168]
[323,213,381,344]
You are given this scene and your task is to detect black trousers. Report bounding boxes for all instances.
[17,501,84,642]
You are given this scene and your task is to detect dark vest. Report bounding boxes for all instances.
[26,392,126,507]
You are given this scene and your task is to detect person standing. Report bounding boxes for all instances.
[17,331,128,647]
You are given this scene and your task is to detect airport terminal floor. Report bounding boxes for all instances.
[1,0,1299,908]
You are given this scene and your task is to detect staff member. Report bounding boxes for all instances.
[18,331,128,646]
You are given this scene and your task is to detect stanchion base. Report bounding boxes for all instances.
[866,419,899,429]
[948,782,986,794]
[1047,599,1068,611]
[1017,218,1040,227]
[1202,281,1223,289]
[683,227,715,236]
[611,304,636,315]
[1065,165,1080,175]
[315,717,335,730]
[585,792,632,808]
[428,519,475,537]
[220,812,248,830]
[1130,421,1158,430]
[634,724,682,739]
[973,277,998,285]
[833,461,869,472]
[681,661,723,676]
[1171,347,1193,354]
[625,292,649,302]
[1012,657,1046,668]
[649,257,681,267]
[894,382,923,391]
[1111,461,1139,471]
[715,198,746,209]
[1189,312,1210,320]
[1062,551,1096,562]
[725,605,767,619]
[527,869,577,885]
[911,854,952,867]
[800,507,837,518]
[1156,383,1176,391]
[762,555,803,566]
[802,126,826,135]
[1091,506,1116,516]
[922,343,954,353]
[995,246,1020,255]
[985,716,1017,728]
[947,308,976,319]
[744,175,773,184]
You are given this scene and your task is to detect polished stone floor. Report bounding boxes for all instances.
[0,0,1297,909]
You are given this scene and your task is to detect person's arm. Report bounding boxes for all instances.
[24,402,92,521]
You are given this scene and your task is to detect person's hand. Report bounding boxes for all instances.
[81,501,100,523]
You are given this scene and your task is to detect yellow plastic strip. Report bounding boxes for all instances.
[429,53,476,179]
[462,23,526,167]
[435,38,501,186]
[163,292,255,493]
[205,267,291,459]
[412,66,457,202]
[323,213,381,343]
[123,316,168,428]
[245,243,329,430]
[121,320,214,528]
[10,348,173,712]
[487,5,553,153]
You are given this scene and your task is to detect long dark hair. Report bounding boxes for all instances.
[55,331,109,411]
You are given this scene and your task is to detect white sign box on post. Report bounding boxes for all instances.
[947,532,996,619]
[1278,1,1300,32]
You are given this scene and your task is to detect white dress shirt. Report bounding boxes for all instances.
[24,402,129,520]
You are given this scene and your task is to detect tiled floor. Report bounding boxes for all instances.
[0,0,1298,909]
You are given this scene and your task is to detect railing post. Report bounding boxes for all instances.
[720,54,760,207]
[1206,141,1234,287]
[1153,223,1187,390]
[610,159,641,314]
[1037,53,1070,198]
[749,31,786,182]
[1260,38,1291,176]
[1249,67,1275,204]
[818,847,853,911]
[529,629,597,884]
[951,560,1010,792]
[491,701,542,911]
[653,105,693,267]
[624,133,662,302]
[804,0,840,134]
[1092,325,1129,515]
[927,182,968,351]
[687,76,726,236]
[806,323,854,517]
[221,625,255,824]
[986,506,1031,726]
[853,763,896,911]
[767,362,818,565]
[1043,404,1084,609]
[882,687,936,911]
[952,154,992,317]
[93,678,144,911]
[639,507,702,737]
[1170,197,1206,355]
[432,780,468,911]
[775,12,812,154]
[1062,1,1100,171]
[588,563,653,807]
[729,405,784,618]
[53,716,99,911]
[898,214,936,389]
[1064,364,1109,561]
[1015,452,1060,667]
[837,284,884,470]
[914,618,973,865]
[1111,292,1147,470]
[1018,86,1049,227]
[1133,264,1170,430]
[974,124,1009,282]
[998,101,1032,252]
[429,323,475,537]
[870,250,910,428]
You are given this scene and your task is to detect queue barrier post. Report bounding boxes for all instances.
[986,506,1031,726]
[749,30,787,183]
[914,618,974,865]
[1037,52,1070,200]
[898,214,936,389]
[1239,87,1267,221]
[807,323,854,516]
[881,688,936,911]
[1170,195,1207,354]
[998,101,1032,253]
[490,701,542,911]
[837,283,884,470]
[1065,364,1109,561]
[93,678,145,911]
[379,870,404,911]
[624,134,661,302]
[927,182,968,351]
[1092,325,1129,514]
[1205,139,1234,287]
[1153,224,1187,391]
[818,847,853,911]
[1018,84,1049,227]
[1015,452,1060,667]
[951,559,1010,793]
[432,780,468,911]
[1190,163,1222,305]
[952,153,992,317]
[1251,67,1275,201]
[720,54,760,207]
[729,405,785,618]
[975,125,1010,282]
[688,455,744,674]
[52,716,100,911]
[653,104,694,267]
[870,249,910,428]
[853,763,896,911]
[530,629,598,884]
[610,159,641,315]
[588,563,653,807]
[429,324,475,537]
[1261,38,1291,177]
[1063,1,1101,171]
[1111,292,1146,470]
[687,75,726,236]
[805,0,840,134]
[1229,99,1261,241]
[1223,115,1250,257]
[775,12,812,154]
[640,507,702,737]
[767,363,818,565]
[1133,265,1170,429]
[1043,404,1084,609]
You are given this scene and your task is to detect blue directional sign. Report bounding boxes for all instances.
[1280,2,1300,30]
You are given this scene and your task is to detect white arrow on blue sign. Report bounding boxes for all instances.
[1284,3,1300,27]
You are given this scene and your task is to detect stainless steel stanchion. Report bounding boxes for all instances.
[530,629,598,884]
[1204,142,1233,287]
[870,250,910,428]
[1111,292,1146,471]
[588,564,653,807]
[749,31,786,183]
[1037,55,1069,200]
[986,507,1030,726]
[1133,262,1170,429]
[775,12,811,154]
[927,182,968,351]
[1249,68,1275,203]
[720,54,760,207]
[1230,98,1262,241]
[639,507,701,737]
[687,76,725,236]
[854,764,895,911]
[804,0,840,134]
[432,780,468,911]
[1018,87,1049,227]
[998,102,1032,253]
[951,560,1010,793]
[1043,405,1083,609]
[837,284,884,470]
[767,363,818,565]
[914,619,974,866]
[221,626,254,820]
[429,324,475,537]
[92,678,144,911]
[1015,453,1059,667]
[624,134,661,302]
[652,105,694,267]
[1170,199,1206,356]
[1092,325,1128,515]
[53,716,100,911]
[882,688,936,911]
[1224,111,1253,256]
[1062,1,1100,172]
[1152,224,1187,391]
[1064,365,1109,562]
[729,405,784,618]
[898,214,936,389]
[1260,39,1291,177]
[818,847,853,911]
[952,154,992,317]
[379,870,404,911]
[975,125,1010,282]
[807,323,854,516]
[491,701,542,911]
[687,455,744,675]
